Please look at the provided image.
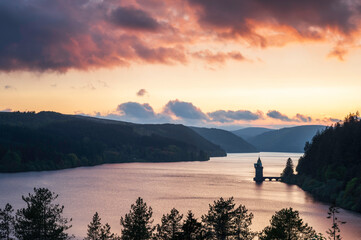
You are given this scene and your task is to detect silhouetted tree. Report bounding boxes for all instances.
[120,197,155,240]
[281,158,294,178]
[233,204,256,240]
[181,211,203,240]
[15,188,73,240]
[155,208,183,240]
[0,203,15,240]
[85,212,102,240]
[326,205,346,240]
[202,197,255,240]
[259,208,318,240]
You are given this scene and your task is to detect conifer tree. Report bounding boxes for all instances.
[85,212,102,240]
[155,208,183,240]
[281,158,294,178]
[0,203,15,240]
[15,188,72,240]
[259,208,318,240]
[181,211,202,240]
[120,197,155,240]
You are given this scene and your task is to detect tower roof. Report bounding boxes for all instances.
[257,157,262,166]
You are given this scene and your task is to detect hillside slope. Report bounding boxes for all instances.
[248,125,325,152]
[190,127,258,153]
[232,127,272,140]
[0,112,225,172]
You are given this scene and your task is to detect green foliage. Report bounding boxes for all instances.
[202,197,255,240]
[259,208,318,240]
[120,197,155,240]
[181,211,203,240]
[294,113,361,213]
[0,203,15,240]
[155,208,183,240]
[14,188,73,240]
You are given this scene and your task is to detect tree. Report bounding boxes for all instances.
[181,211,203,240]
[85,212,118,240]
[281,158,294,178]
[0,203,15,240]
[15,188,73,240]
[155,208,183,240]
[120,197,155,240]
[233,204,255,240]
[326,205,346,240]
[202,197,255,240]
[259,208,318,240]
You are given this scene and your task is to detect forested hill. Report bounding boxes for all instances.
[293,114,361,212]
[247,125,325,152]
[190,127,258,153]
[0,112,225,173]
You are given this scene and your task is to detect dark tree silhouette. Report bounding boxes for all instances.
[202,197,255,240]
[281,158,294,178]
[0,203,15,240]
[120,197,155,240]
[14,188,72,240]
[84,212,102,240]
[259,208,318,240]
[326,205,346,240]
[155,208,183,240]
[181,211,203,240]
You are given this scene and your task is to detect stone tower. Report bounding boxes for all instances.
[253,157,264,182]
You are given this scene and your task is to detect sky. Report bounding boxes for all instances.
[1,0,361,130]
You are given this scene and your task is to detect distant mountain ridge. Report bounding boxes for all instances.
[232,127,273,140]
[246,125,326,153]
[0,111,225,173]
[190,127,258,153]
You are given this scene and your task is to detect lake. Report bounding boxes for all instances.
[0,152,360,239]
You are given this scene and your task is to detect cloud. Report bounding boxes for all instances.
[117,102,156,119]
[295,113,312,122]
[267,110,292,121]
[136,89,148,97]
[109,6,160,31]
[4,85,15,90]
[164,100,208,120]
[0,108,12,112]
[192,50,247,64]
[208,110,262,123]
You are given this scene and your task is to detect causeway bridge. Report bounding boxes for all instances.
[253,157,282,183]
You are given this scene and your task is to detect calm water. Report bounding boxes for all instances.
[0,152,361,239]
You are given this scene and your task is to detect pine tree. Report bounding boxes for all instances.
[259,208,318,240]
[120,197,155,240]
[282,158,294,177]
[14,188,73,240]
[85,212,102,240]
[233,204,255,240]
[155,208,183,240]
[181,211,202,240]
[100,223,118,240]
[0,203,15,240]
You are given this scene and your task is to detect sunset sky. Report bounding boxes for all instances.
[1,0,361,129]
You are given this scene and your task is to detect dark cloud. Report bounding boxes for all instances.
[208,110,262,122]
[0,108,12,112]
[188,0,359,44]
[117,102,156,119]
[267,110,292,121]
[164,100,208,120]
[109,6,160,31]
[136,89,148,97]
[295,113,312,122]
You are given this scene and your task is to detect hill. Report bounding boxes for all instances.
[232,127,272,140]
[0,111,225,173]
[288,114,361,213]
[247,125,326,152]
[190,127,258,153]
